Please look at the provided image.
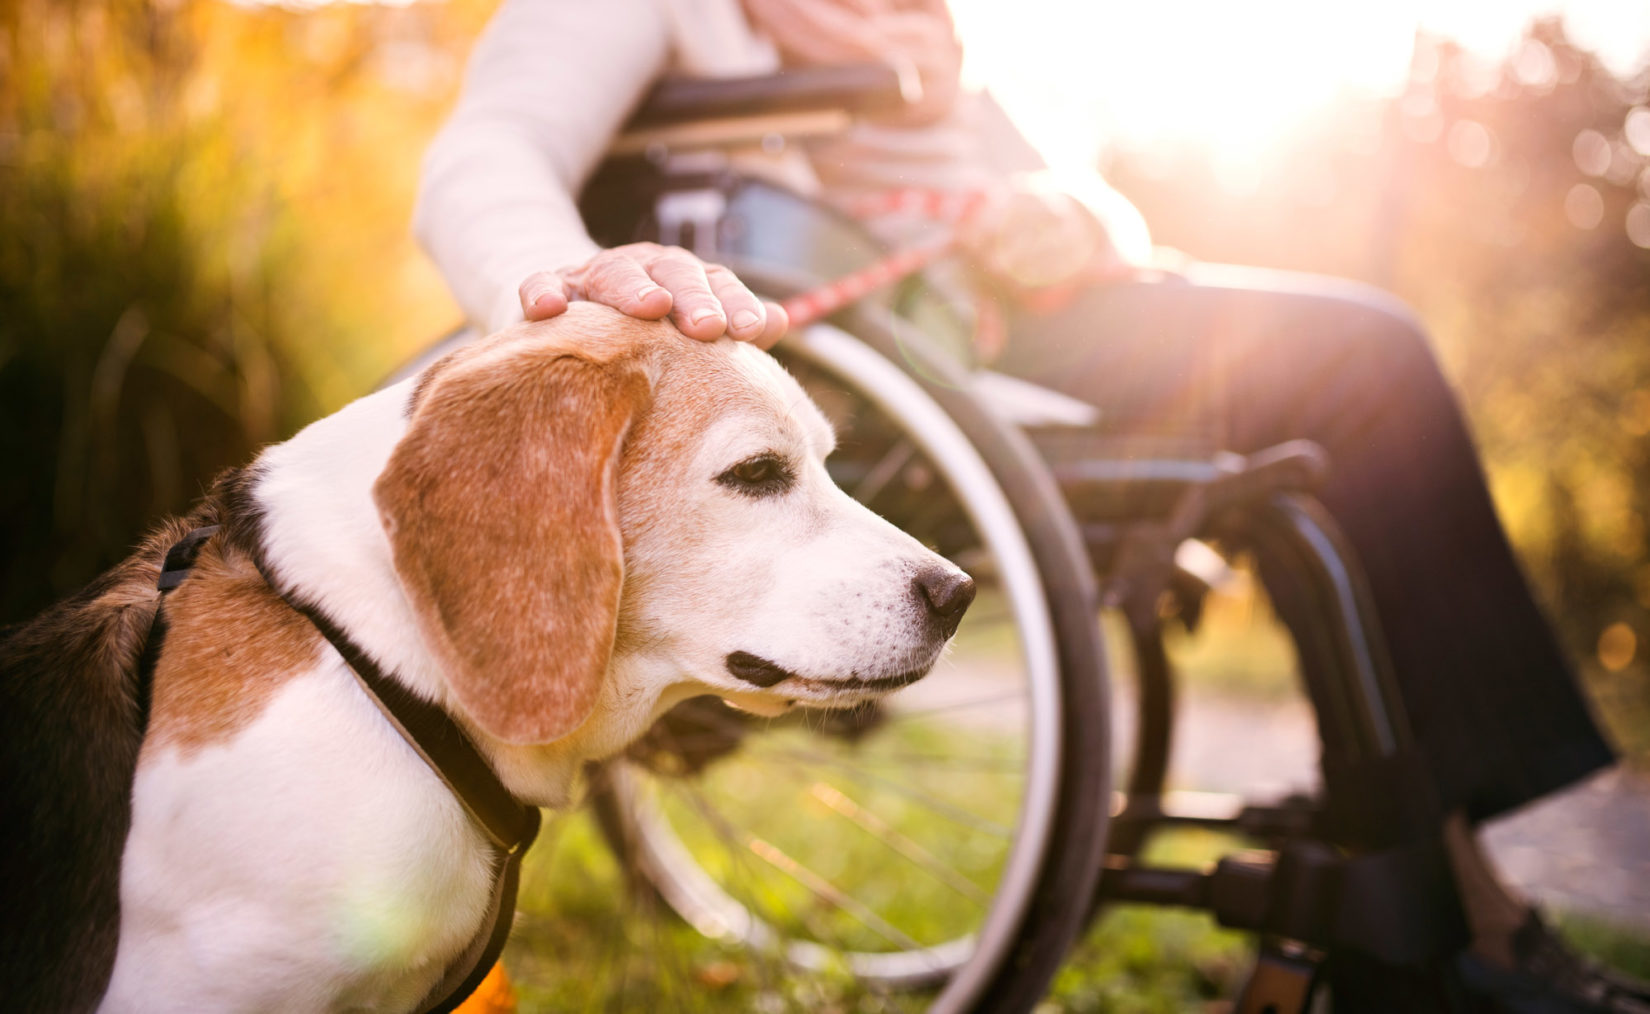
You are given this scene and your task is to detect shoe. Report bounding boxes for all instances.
[1458,912,1650,1014]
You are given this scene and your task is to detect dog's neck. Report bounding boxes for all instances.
[253,381,441,699]
[249,381,671,808]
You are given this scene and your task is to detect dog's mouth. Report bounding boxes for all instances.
[724,651,932,699]
[724,651,796,688]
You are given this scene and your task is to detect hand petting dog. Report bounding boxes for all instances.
[517,242,789,348]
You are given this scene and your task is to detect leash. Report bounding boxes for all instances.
[778,188,986,330]
[152,527,537,1014]
[777,186,1145,359]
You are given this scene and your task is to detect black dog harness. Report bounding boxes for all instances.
[154,526,539,1014]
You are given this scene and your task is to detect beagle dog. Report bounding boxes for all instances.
[0,303,974,1012]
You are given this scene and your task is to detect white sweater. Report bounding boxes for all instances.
[413,0,999,333]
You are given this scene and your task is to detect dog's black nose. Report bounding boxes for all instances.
[915,567,975,633]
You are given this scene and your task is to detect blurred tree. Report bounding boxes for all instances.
[1,0,300,621]
[3,0,1644,753]
[0,0,489,623]
[1107,18,1650,756]
[1388,23,1650,733]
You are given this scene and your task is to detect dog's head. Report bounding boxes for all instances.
[373,303,973,748]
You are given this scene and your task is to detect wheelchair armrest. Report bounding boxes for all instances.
[969,371,1103,429]
[625,63,908,130]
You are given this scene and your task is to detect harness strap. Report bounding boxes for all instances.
[267,587,535,855]
[267,580,540,1014]
[154,527,539,1014]
[418,834,534,1014]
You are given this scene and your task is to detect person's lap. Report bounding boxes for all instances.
[993,263,1613,821]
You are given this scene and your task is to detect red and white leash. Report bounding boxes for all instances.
[775,187,1142,360]
[778,188,988,330]
[778,235,959,328]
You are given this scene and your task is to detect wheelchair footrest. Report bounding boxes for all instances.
[1099,836,1469,966]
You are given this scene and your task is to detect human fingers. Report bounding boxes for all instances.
[879,11,960,68]
[641,247,729,341]
[754,301,789,349]
[567,247,674,318]
[704,263,769,342]
[518,271,570,321]
[748,0,885,66]
[867,11,962,124]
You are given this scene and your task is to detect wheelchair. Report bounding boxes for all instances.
[416,65,1642,1014]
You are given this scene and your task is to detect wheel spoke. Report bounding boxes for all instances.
[809,782,992,905]
[672,778,838,950]
[823,750,1025,773]
[850,437,918,505]
[677,778,951,960]
[744,741,1015,838]
[879,690,1030,724]
[745,836,936,959]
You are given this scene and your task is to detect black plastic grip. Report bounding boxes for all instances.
[626,63,906,128]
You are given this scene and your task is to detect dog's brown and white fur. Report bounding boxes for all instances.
[0,304,972,1012]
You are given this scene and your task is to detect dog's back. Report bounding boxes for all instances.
[0,518,191,1012]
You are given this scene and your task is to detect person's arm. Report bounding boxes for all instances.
[414,0,666,334]
[415,0,784,344]
[415,0,670,333]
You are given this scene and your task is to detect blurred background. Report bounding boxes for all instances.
[948,0,1650,769]
[3,0,1645,763]
[4,0,1648,1003]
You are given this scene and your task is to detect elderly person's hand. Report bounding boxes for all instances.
[742,0,962,126]
[517,243,789,347]
[960,171,1154,296]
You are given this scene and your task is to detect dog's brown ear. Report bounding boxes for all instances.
[373,343,650,744]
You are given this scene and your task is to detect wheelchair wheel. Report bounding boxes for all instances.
[593,291,1112,1013]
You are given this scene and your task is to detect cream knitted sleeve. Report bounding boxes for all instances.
[414,0,672,334]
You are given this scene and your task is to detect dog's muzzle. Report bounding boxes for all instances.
[724,565,976,689]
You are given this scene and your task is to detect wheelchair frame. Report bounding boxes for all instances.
[538,64,1576,1014]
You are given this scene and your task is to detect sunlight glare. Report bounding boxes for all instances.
[950,0,1413,171]
[948,0,1650,172]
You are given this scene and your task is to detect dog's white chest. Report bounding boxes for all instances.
[102,667,495,1013]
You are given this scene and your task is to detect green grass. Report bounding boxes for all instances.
[505,706,1028,1011]
[1549,911,1650,981]
[504,801,1649,1012]
[499,692,1251,1012]
[506,808,929,1013]
[497,577,1648,1011]
[504,800,1254,1012]
[508,810,763,1011]
[1046,831,1252,1014]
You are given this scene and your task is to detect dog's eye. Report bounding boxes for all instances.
[716,454,795,498]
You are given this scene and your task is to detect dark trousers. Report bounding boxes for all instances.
[995,263,1614,822]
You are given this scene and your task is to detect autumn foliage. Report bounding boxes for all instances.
[1,2,1645,753]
